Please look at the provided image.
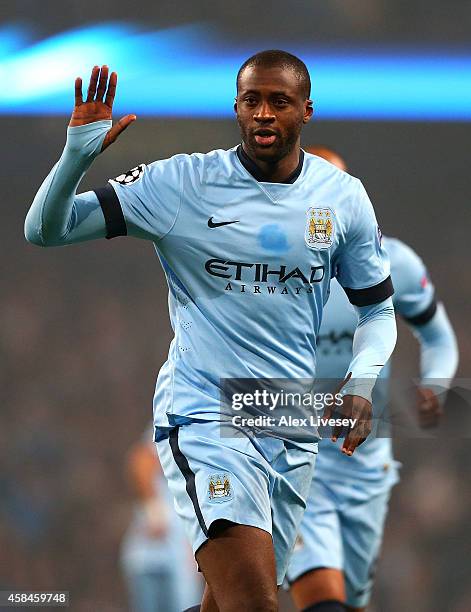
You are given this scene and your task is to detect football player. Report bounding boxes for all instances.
[25,53,397,611]
[287,146,458,612]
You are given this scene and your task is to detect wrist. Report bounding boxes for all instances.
[67,119,112,132]
[65,120,112,156]
[340,379,375,404]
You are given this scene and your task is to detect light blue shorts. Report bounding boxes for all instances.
[156,419,317,585]
[286,477,392,608]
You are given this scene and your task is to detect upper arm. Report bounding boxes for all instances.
[336,180,393,307]
[93,157,183,242]
[390,239,436,325]
[25,190,108,246]
[64,191,109,243]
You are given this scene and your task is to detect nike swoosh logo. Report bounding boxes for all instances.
[208,217,240,228]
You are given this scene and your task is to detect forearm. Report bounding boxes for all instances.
[24,120,110,246]
[412,303,459,387]
[342,297,397,401]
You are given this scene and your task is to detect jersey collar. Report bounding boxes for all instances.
[236,144,304,184]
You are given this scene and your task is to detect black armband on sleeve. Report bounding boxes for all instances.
[402,296,437,326]
[343,275,394,307]
[94,184,127,239]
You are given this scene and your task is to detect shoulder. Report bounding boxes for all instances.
[303,152,360,195]
[174,148,237,170]
[150,148,240,183]
[383,236,425,275]
[383,236,433,305]
[112,149,237,190]
[303,153,370,222]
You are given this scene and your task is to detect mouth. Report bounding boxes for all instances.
[253,129,278,147]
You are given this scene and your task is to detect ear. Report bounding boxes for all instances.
[303,99,314,124]
[234,97,238,114]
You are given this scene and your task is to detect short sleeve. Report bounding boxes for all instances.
[336,180,393,306]
[388,238,436,324]
[93,156,182,241]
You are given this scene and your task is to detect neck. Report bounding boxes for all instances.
[241,142,301,183]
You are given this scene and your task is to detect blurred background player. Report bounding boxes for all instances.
[286,146,459,612]
[121,428,202,612]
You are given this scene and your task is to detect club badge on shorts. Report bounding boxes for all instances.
[208,473,233,503]
[305,207,334,250]
[113,163,146,186]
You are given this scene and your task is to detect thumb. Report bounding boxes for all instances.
[336,371,352,396]
[326,372,352,441]
[325,372,352,419]
[324,372,352,416]
[101,114,137,151]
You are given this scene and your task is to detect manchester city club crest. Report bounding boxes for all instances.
[208,472,233,503]
[305,207,335,250]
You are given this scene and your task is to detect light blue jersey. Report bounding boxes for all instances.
[98,148,393,434]
[314,236,435,490]
[24,123,396,439]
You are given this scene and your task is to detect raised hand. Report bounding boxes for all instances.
[69,65,136,151]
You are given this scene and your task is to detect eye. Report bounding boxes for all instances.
[274,98,289,107]
[244,96,257,105]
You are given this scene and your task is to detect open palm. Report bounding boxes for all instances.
[69,65,136,151]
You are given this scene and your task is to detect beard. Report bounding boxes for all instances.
[237,117,303,164]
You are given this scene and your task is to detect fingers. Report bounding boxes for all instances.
[105,71,118,108]
[341,408,371,454]
[322,403,341,442]
[331,422,348,443]
[329,398,347,442]
[101,114,137,151]
[331,394,352,442]
[86,65,100,102]
[77,65,116,106]
[322,398,344,441]
[342,425,370,455]
[322,401,334,421]
[96,65,109,102]
[74,77,83,106]
[341,396,372,455]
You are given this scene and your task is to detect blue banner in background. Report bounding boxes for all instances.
[1,22,471,120]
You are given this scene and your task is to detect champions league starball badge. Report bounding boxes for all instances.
[114,163,146,185]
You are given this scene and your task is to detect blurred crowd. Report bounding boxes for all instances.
[9,0,471,45]
[0,257,170,610]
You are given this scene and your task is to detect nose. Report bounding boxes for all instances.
[254,101,275,123]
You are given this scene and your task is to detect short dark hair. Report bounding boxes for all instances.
[236,49,311,99]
